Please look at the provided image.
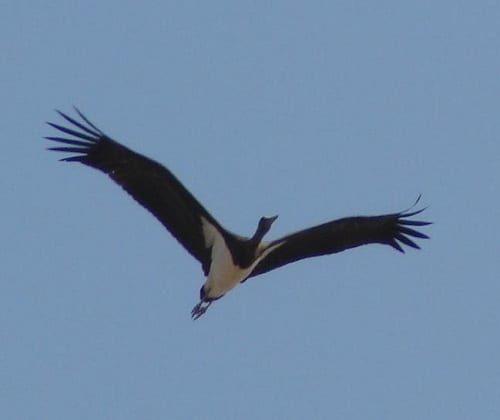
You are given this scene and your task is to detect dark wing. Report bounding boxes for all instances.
[46,108,225,274]
[249,204,431,278]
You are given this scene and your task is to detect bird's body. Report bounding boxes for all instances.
[201,217,258,299]
[46,109,431,319]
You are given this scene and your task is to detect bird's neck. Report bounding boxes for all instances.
[251,226,267,243]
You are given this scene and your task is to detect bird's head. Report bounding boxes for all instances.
[252,215,278,242]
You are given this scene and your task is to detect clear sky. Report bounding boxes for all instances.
[2,1,499,419]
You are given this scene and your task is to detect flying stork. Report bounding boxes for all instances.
[45,108,431,319]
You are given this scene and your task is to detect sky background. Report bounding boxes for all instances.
[2,1,499,419]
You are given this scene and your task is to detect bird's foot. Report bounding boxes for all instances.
[191,301,212,320]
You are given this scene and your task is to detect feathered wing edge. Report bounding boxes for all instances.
[46,108,104,161]
[385,205,430,253]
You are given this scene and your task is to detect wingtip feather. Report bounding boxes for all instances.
[394,233,420,250]
[389,240,405,253]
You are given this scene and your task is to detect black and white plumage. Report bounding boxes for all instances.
[46,108,431,319]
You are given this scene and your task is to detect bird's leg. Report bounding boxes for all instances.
[191,300,212,320]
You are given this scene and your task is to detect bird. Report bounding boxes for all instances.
[45,108,431,319]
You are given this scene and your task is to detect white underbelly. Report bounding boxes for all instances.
[204,236,253,298]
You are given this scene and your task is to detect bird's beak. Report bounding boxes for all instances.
[268,215,279,224]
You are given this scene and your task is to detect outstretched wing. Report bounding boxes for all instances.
[249,204,431,278]
[46,108,226,274]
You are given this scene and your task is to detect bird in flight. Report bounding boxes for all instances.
[46,108,431,319]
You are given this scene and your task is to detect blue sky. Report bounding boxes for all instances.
[2,1,499,419]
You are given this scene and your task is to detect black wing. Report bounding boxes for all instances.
[249,204,431,278]
[46,108,226,274]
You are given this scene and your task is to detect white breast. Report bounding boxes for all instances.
[204,233,253,298]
